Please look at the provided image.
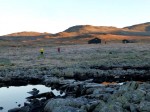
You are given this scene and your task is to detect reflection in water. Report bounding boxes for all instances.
[0,85,61,112]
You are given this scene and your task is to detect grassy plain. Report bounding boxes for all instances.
[1,43,150,67]
[0,43,149,78]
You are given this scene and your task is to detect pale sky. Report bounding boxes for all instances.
[0,0,149,36]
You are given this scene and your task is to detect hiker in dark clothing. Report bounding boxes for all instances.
[58,47,60,53]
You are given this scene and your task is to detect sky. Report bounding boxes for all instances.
[0,0,149,36]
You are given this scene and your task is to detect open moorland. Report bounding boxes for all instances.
[0,22,150,112]
[0,43,150,80]
[0,43,150,112]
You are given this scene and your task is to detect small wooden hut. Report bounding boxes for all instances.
[88,38,101,44]
[122,39,136,44]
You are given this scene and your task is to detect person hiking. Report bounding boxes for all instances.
[40,48,44,55]
[57,47,60,53]
[38,48,45,59]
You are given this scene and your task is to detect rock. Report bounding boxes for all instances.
[93,100,106,112]
[119,81,139,91]
[122,89,146,103]
[138,83,150,92]
[85,88,95,94]
[59,79,76,85]
[129,104,138,112]
[83,83,104,88]
[27,99,44,112]
[0,76,11,82]
[131,89,146,103]
[85,93,111,101]
[44,97,88,112]
[92,88,104,94]
[108,82,146,106]
[139,101,150,112]
[19,106,30,112]
[0,107,3,110]
[24,102,30,106]
[92,87,115,94]
[8,108,21,112]
[0,83,4,87]
[104,104,124,112]
[18,104,21,107]
[108,94,129,108]
[27,92,55,100]
[145,92,150,101]
[87,101,101,112]
[27,89,40,96]
[52,106,87,112]
[43,77,60,86]
[94,103,124,112]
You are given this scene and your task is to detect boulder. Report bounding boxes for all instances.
[145,92,150,101]
[0,107,3,110]
[43,77,60,86]
[94,101,124,112]
[52,106,86,112]
[93,100,105,112]
[139,101,150,112]
[123,89,146,103]
[129,103,138,112]
[8,108,21,112]
[119,81,139,91]
[44,97,88,112]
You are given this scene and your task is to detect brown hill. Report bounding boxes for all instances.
[62,23,150,37]
[54,25,122,38]
[64,25,120,33]
[111,22,150,36]
[5,31,50,36]
[3,22,150,37]
[123,22,150,32]
[1,22,150,46]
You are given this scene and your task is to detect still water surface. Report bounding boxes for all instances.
[0,85,60,112]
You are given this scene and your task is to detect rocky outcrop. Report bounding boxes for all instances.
[42,81,150,112]
[5,80,150,112]
[93,81,150,112]
[44,98,88,112]
[0,65,149,112]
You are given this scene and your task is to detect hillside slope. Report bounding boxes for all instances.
[124,22,150,32]
[64,25,120,33]
[5,31,50,36]
[0,22,150,46]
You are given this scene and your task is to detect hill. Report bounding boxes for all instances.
[0,22,150,46]
[123,22,150,32]
[62,23,150,37]
[5,31,50,36]
[64,25,119,33]
[3,22,150,37]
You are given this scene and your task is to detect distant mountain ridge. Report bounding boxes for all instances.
[1,22,150,43]
[124,22,150,32]
[0,22,150,46]
[3,22,150,37]
[5,31,50,36]
[64,25,119,33]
